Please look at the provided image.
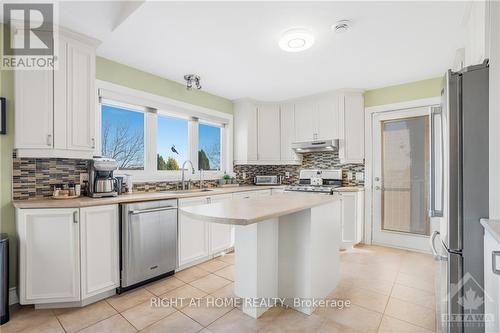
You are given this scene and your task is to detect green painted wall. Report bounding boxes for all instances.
[364,77,442,107]
[96,57,233,114]
[0,24,16,289]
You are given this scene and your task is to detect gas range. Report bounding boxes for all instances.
[284,169,342,194]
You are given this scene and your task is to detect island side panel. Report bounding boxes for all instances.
[310,201,341,298]
[278,201,340,315]
[234,218,279,319]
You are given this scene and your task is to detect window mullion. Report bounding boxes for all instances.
[147,111,158,174]
[189,117,199,170]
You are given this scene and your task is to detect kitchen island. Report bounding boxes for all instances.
[180,193,341,318]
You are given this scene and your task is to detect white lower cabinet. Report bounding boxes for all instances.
[209,194,234,254]
[179,191,272,269]
[339,191,364,249]
[178,196,211,268]
[80,205,119,299]
[484,231,500,333]
[17,208,80,304]
[16,205,119,306]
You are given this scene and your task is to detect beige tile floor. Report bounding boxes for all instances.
[2,245,437,333]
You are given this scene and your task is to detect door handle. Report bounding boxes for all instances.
[430,231,447,261]
[73,211,79,223]
[129,206,177,215]
[47,134,52,146]
[492,251,500,275]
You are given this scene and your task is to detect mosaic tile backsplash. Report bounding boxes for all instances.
[13,156,88,200]
[12,150,363,200]
[234,151,365,187]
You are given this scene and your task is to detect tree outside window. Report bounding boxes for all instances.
[157,115,188,170]
[198,123,221,171]
[101,105,144,170]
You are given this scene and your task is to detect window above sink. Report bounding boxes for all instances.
[97,81,233,182]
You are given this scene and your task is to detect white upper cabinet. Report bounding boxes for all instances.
[15,69,54,149]
[294,101,316,142]
[317,93,340,140]
[257,104,281,161]
[233,90,364,166]
[234,100,258,163]
[280,103,299,163]
[62,37,96,151]
[293,93,339,142]
[464,0,489,67]
[15,28,99,158]
[339,91,365,164]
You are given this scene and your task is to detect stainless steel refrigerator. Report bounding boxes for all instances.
[430,62,489,333]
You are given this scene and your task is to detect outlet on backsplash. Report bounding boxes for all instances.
[80,173,89,185]
[356,172,364,181]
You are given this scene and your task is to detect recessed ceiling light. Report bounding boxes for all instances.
[279,28,314,52]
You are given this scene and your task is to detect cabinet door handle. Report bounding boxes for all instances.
[46,134,52,146]
[73,211,79,224]
[91,138,95,149]
[492,251,500,275]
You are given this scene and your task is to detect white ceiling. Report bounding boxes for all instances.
[59,1,467,101]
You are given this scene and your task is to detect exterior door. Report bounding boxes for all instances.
[372,107,431,251]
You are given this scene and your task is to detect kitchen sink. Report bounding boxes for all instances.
[160,188,223,194]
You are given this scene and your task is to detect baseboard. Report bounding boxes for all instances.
[9,287,19,306]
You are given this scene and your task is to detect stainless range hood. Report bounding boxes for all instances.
[291,139,339,153]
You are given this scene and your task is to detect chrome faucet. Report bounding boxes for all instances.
[181,160,195,190]
[199,169,203,189]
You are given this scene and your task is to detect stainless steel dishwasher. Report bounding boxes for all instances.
[119,199,177,293]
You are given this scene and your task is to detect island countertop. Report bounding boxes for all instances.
[179,192,337,225]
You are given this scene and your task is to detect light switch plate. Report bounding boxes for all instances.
[242,172,246,179]
[347,172,353,180]
[356,172,364,181]
[285,172,290,178]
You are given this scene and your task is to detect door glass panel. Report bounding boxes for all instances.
[381,116,430,235]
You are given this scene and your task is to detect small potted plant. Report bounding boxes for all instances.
[221,173,231,185]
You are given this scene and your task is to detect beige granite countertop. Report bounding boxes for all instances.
[481,219,500,244]
[179,192,337,226]
[12,185,285,209]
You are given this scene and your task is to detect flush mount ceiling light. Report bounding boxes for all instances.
[184,74,201,90]
[279,28,315,52]
[332,20,351,33]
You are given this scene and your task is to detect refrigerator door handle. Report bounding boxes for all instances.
[429,106,444,217]
[492,251,500,275]
[430,231,448,261]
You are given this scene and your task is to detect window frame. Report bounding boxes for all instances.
[96,80,233,182]
[197,120,224,173]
